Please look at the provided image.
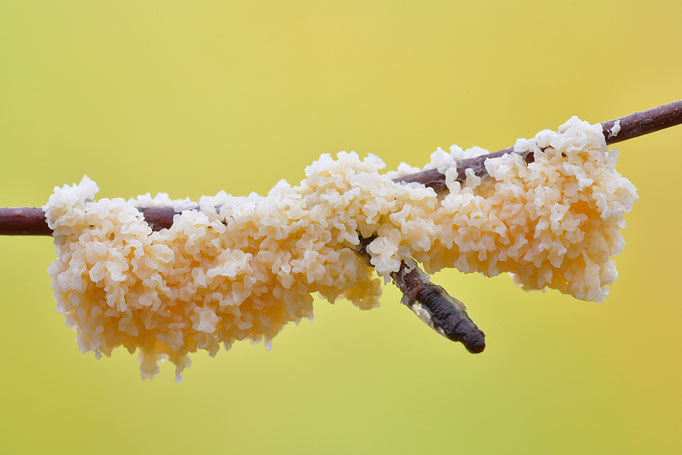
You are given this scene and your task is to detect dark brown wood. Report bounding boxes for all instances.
[138,207,180,232]
[0,207,52,236]
[356,236,485,353]
[393,264,485,353]
[601,99,682,144]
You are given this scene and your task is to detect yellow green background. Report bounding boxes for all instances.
[1,1,681,453]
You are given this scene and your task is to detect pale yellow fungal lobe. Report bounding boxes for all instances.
[45,117,637,380]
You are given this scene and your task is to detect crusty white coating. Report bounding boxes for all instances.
[45,116,637,380]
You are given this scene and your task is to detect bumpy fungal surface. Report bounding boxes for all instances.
[44,117,637,380]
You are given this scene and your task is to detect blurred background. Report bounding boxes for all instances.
[1,1,681,453]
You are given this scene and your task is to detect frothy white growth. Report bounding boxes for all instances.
[609,120,622,138]
[45,116,637,379]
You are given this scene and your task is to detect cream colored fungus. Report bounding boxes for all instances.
[44,117,637,380]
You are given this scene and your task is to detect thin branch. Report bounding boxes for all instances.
[394,99,682,191]
[0,207,51,236]
[0,206,178,236]
[2,100,680,236]
[356,236,485,353]
[392,265,485,353]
